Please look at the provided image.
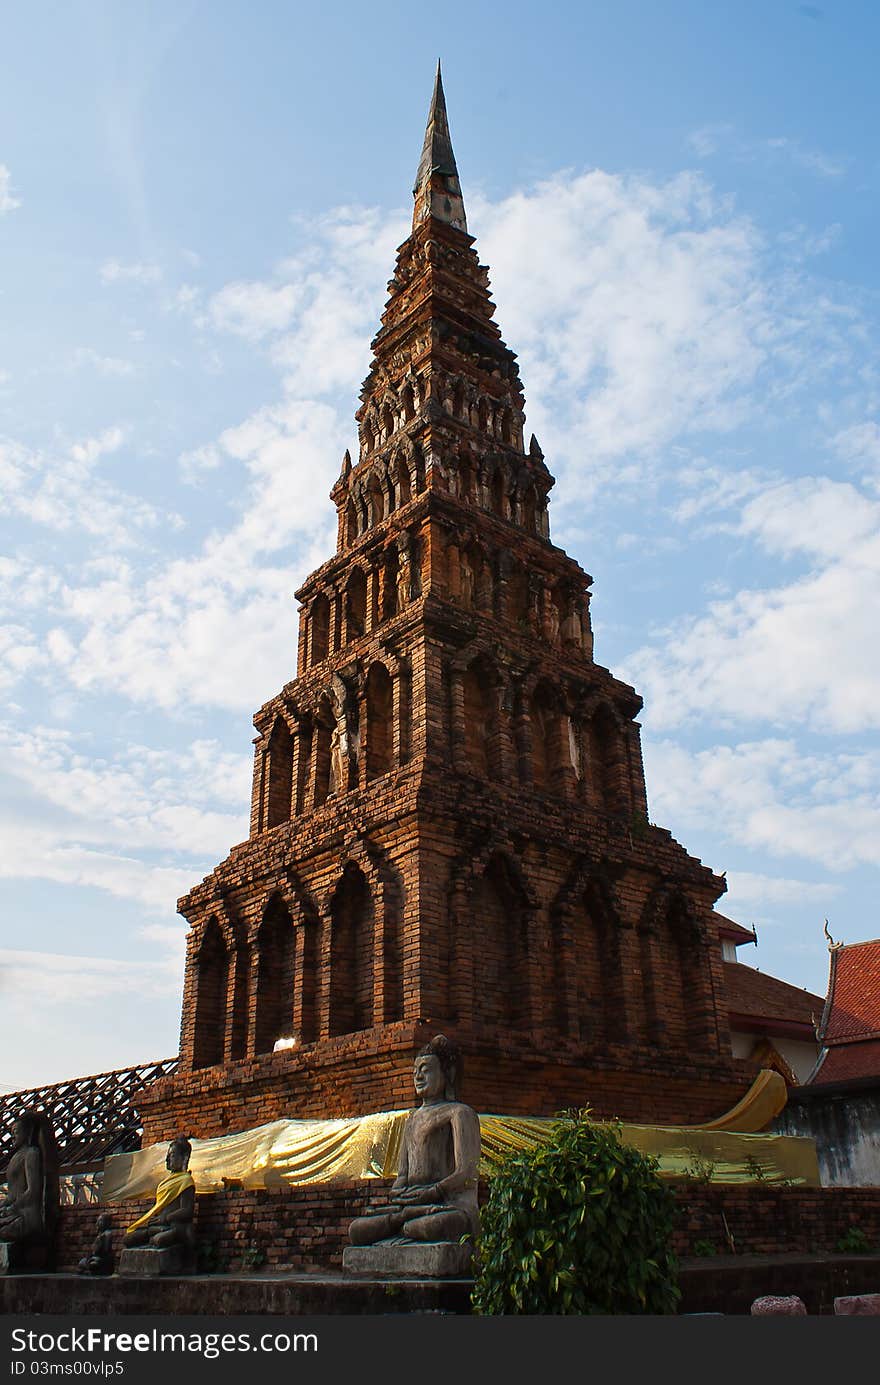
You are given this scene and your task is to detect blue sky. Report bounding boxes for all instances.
[2,2,879,1089]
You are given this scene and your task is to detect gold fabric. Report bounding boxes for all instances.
[125,1169,194,1233]
[103,1072,818,1202]
[104,1114,410,1202]
[693,1068,788,1132]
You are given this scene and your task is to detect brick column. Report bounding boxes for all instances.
[223,946,243,1063]
[450,880,473,1029]
[357,686,369,789]
[245,947,261,1059]
[296,603,308,676]
[392,662,409,767]
[366,563,379,634]
[178,929,200,1070]
[249,738,266,837]
[450,670,466,771]
[317,914,332,1041]
[330,590,342,652]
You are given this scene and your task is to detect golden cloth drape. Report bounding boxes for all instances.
[102,1073,818,1200]
[125,1169,194,1233]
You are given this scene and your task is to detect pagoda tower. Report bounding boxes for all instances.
[141,68,752,1143]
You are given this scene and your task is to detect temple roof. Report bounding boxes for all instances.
[809,1038,880,1086]
[723,961,823,1032]
[412,61,467,234]
[714,912,757,946]
[819,938,880,1043]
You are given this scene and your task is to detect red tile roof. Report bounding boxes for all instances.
[809,1038,880,1086]
[820,940,880,1043]
[714,913,757,946]
[723,962,823,1029]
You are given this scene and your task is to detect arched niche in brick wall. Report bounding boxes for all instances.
[329,862,374,1037]
[192,916,229,1070]
[294,715,313,816]
[254,894,296,1055]
[395,451,412,507]
[265,716,294,828]
[521,483,537,534]
[551,869,627,1046]
[382,545,399,621]
[345,498,358,547]
[469,851,531,1033]
[367,472,385,527]
[460,656,496,779]
[639,885,711,1052]
[313,696,335,808]
[529,681,562,791]
[309,594,330,666]
[345,568,367,641]
[459,454,475,503]
[365,662,394,781]
[584,703,630,818]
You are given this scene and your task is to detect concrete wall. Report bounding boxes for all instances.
[775,1085,880,1187]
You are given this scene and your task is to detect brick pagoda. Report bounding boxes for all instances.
[140,67,753,1145]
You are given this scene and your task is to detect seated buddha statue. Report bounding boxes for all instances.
[123,1136,196,1251]
[0,1109,60,1262]
[348,1035,480,1247]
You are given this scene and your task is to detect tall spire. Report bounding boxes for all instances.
[412,60,468,234]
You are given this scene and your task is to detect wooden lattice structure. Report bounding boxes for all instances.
[0,1058,178,1174]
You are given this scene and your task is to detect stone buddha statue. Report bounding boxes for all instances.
[123,1136,195,1253]
[348,1035,480,1253]
[0,1109,60,1270]
[77,1212,114,1276]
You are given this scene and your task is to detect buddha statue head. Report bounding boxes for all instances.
[414,1034,459,1102]
[165,1136,192,1173]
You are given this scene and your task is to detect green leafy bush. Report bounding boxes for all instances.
[836,1225,870,1254]
[472,1109,680,1315]
[692,1239,718,1258]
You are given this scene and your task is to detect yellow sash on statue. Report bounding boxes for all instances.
[126,1170,194,1234]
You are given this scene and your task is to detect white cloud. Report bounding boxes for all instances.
[100,259,162,286]
[0,432,162,547]
[625,477,880,733]
[178,443,222,482]
[721,870,842,911]
[468,168,850,517]
[0,820,196,913]
[834,422,880,486]
[0,164,20,213]
[687,126,844,178]
[209,280,301,339]
[0,724,251,919]
[72,347,135,377]
[0,945,183,1010]
[645,738,880,872]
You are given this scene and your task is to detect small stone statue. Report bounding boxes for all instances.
[329,717,348,795]
[346,1036,480,1273]
[0,1109,60,1272]
[123,1136,195,1253]
[560,599,583,648]
[396,556,411,610]
[543,596,560,645]
[459,554,475,608]
[77,1212,114,1276]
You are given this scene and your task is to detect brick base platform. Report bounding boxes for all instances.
[0,1272,472,1317]
[4,1257,879,1316]
[54,1182,880,1280]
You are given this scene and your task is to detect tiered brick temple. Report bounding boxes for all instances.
[140,67,756,1145]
